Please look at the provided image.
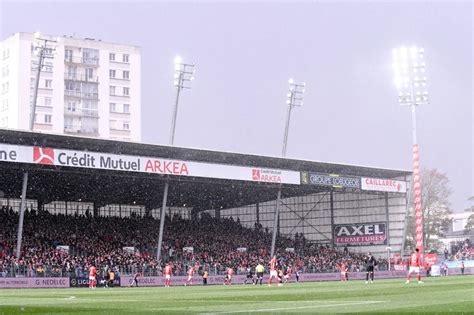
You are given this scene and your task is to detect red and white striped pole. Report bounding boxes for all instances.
[412,144,423,254]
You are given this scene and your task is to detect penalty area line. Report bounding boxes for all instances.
[202,300,385,314]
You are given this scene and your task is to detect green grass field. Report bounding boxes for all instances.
[0,276,472,314]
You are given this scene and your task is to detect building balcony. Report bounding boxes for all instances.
[64,90,99,100]
[64,125,99,136]
[64,107,98,118]
[64,73,98,83]
[64,108,81,116]
[82,109,99,117]
[64,56,99,67]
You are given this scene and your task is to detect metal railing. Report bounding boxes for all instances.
[64,56,99,66]
[64,90,99,100]
[64,73,98,83]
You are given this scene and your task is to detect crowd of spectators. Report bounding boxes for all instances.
[445,239,473,261]
[0,206,384,278]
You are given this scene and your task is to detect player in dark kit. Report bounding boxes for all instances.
[365,253,377,284]
[243,266,254,285]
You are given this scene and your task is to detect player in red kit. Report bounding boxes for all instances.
[164,264,172,287]
[89,265,97,289]
[268,256,281,286]
[185,266,194,286]
[406,248,424,284]
[224,267,234,285]
[339,261,349,282]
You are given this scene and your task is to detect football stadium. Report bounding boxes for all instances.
[0,130,473,314]
[1,1,473,314]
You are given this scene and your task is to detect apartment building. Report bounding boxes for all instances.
[0,32,141,141]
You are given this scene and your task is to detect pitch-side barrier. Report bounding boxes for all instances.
[1,268,472,288]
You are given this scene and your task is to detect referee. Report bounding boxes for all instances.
[255,263,265,285]
[365,253,377,284]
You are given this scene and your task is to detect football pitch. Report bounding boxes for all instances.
[0,276,472,314]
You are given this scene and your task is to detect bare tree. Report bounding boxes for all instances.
[464,196,474,234]
[406,168,452,251]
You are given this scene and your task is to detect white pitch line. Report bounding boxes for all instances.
[64,296,76,300]
[203,300,385,314]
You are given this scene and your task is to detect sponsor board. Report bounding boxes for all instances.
[424,253,438,267]
[301,172,360,189]
[0,144,300,185]
[119,271,413,287]
[0,277,69,288]
[70,277,120,287]
[334,223,387,246]
[361,177,407,193]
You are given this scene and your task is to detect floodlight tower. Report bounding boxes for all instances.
[156,56,195,262]
[16,32,57,258]
[392,46,428,256]
[270,79,305,258]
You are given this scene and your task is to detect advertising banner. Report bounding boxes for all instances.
[334,223,387,246]
[424,253,438,267]
[394,264,406,271]
[0,144,300,185]
[361,177,407,193]
[0,277,69,288]
[69,277,120,288]
[301,172,360,189]
[119,271,411,287]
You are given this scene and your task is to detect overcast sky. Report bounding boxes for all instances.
[0,1,472,213]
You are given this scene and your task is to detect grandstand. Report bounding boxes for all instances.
[0,129,412,278]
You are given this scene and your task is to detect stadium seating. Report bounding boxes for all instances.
[0,206,394,277]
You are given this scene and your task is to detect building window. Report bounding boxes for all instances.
[67,101,76,112]
[65,49,73,62]
[109,70,116,78]
[65,81,75,90]
[110,86,116,95]
[1,65,9,77]
[1,99,8,111]
[45,79,52,88]
[1,82,8,93]
[110,103,116,112]
[2,48,9,60]
[123,87,129,96]
[123,54,129,63]
[85,68,94,79]
[123,104,130,113]
[45,97,52,106]
[123,71,130,80]
[123,121,130,130]
[109,53,115,61]
[44,114,52,124]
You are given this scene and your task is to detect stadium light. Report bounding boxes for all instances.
[270,78,306,258]
[169,56,195,144]
[392,46,428,257]
[16,33,58,258]
[156,56,196,262]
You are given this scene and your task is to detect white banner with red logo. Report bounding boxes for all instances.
[412,144,423,253]
[0,144,300,184]
[361,177,407,193]
[424,253,437,267]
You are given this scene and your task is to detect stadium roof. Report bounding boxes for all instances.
[0,129,411,210]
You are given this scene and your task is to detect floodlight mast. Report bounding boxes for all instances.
[393,46,428,258]
[156,56,195,262]
[270,79,305,258]
[16,33,57,258]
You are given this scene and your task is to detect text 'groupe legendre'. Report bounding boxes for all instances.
[57,152,189,175]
